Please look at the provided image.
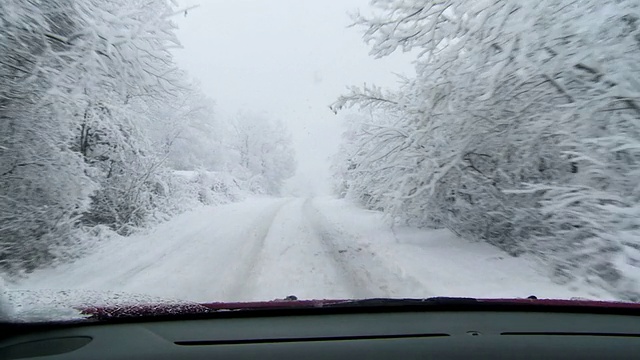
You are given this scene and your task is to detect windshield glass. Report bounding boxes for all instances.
[2,0,639,322]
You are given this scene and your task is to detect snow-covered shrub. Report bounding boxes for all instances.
[172,170,245,207]
[191,170,233,205]
[206,171,245,203]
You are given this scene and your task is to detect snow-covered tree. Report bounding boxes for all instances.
[333,0,640,299]
[228,112,296,195]
[156,86,231,173]
[0,0,225,273]
[1,0,96,273]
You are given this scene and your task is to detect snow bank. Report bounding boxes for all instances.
[312,197,615,300]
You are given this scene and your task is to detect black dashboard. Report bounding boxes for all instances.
[2,302,640,360]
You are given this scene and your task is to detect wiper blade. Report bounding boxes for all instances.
[321,297,480,308]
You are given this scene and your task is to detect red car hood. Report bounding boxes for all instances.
[80,297,640,321]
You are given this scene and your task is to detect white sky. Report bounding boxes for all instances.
[171,0,414,195]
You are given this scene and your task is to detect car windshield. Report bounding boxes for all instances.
[1,0,640,322]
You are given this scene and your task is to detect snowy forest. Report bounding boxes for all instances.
[332,0,640,300]
[0,0,295,275]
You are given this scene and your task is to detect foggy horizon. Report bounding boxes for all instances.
[171,0,415,196]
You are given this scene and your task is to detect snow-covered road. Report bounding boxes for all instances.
[13,197,611,303]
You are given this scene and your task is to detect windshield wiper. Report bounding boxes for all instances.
[321,297,480,308]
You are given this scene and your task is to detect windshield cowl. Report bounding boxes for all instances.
[78,297,640,323]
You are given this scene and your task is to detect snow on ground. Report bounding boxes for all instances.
[312,198,613,300]
[6,196,614,316]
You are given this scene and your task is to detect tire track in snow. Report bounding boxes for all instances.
[302,199,376,299]
[223,199,293,300]
[234,199,358,301]
[303,198,432,298]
